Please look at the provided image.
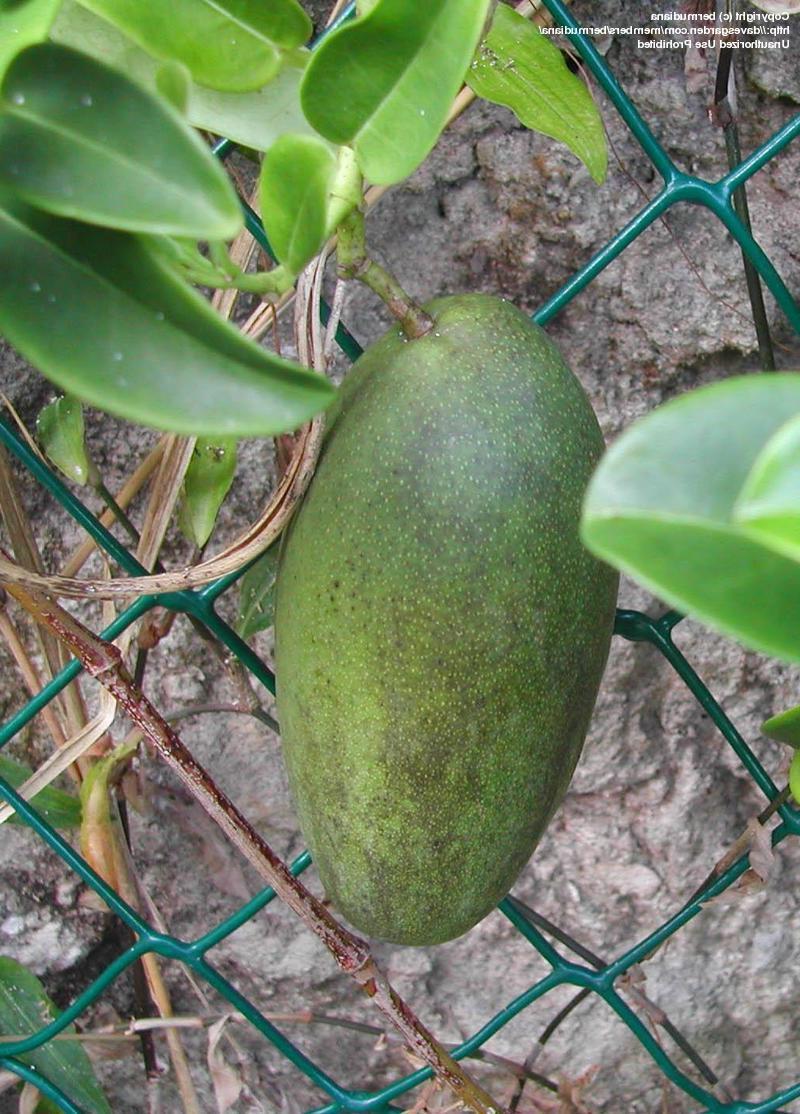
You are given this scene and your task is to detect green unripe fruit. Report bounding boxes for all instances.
[274,294,618,946]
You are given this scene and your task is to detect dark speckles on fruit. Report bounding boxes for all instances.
[274,293,618,947]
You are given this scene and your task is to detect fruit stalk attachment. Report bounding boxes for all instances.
[336,207,434,339]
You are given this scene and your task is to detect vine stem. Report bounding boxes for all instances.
[336,208,434,339]
[713,0,776,370]
[4,581,505,1114]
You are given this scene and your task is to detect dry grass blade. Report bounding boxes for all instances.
[60,441,166,578]
[0,686,115,825]
[17,1082,40,1114]
[0,599,67,751]
[206,1016,245,1114]
[0,567,121,822]
[134,436,196,576]
[135,878,265,1104]
[0,444,75,733]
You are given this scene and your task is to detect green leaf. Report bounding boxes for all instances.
[75,0,311,92]
[0,755,82,829]
[51,2,315,152]
[155,59,191,112]
[581,373,800,662]
[0,0,61,79]
[762,703,800,748]
[466,5,607,184]
[733,411,800,561]
[791,750,800,802]
[301,0,491,185]
[0,197,335,436]
[178,437,237,547]
[252,0,312,48]
[237,542,280,637]
[37,395,92,485]
[260,134,336,273]
[0,956,111,1112]
[0,42,242,238]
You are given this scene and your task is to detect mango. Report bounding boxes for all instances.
[274,293,618,946]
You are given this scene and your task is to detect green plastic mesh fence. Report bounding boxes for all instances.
[2,2,800,1110]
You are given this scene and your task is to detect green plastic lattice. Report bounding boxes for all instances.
[2,2,800,1110]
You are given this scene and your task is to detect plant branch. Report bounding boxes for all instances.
[336,208,434,340]
[4,582,504,1114]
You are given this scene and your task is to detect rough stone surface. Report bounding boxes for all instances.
[3,4,800,1112]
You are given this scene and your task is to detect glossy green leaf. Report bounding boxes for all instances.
[37,395,91,485]
[734,411,800,560]
[51,2,314,151]
[466,4,607,184]
[260,134,336,273]
[155,59,190,112]
[0,198,335,436]
[581,373,800,662]
[0,755,82,828]
[0,42,242,237]
[178,437,237,547]
[0,957,111,1112]
[75,0,310,92]
[237,541,280,637]
[762,703,800,748]
[790,750,800,801]
[0,0,61,78]
[301,0,491,185]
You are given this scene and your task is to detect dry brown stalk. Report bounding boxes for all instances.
[0,445,85,739]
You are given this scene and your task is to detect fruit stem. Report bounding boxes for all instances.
[336,208,434,339]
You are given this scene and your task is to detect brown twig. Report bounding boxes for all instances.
[4,581,504,1114]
